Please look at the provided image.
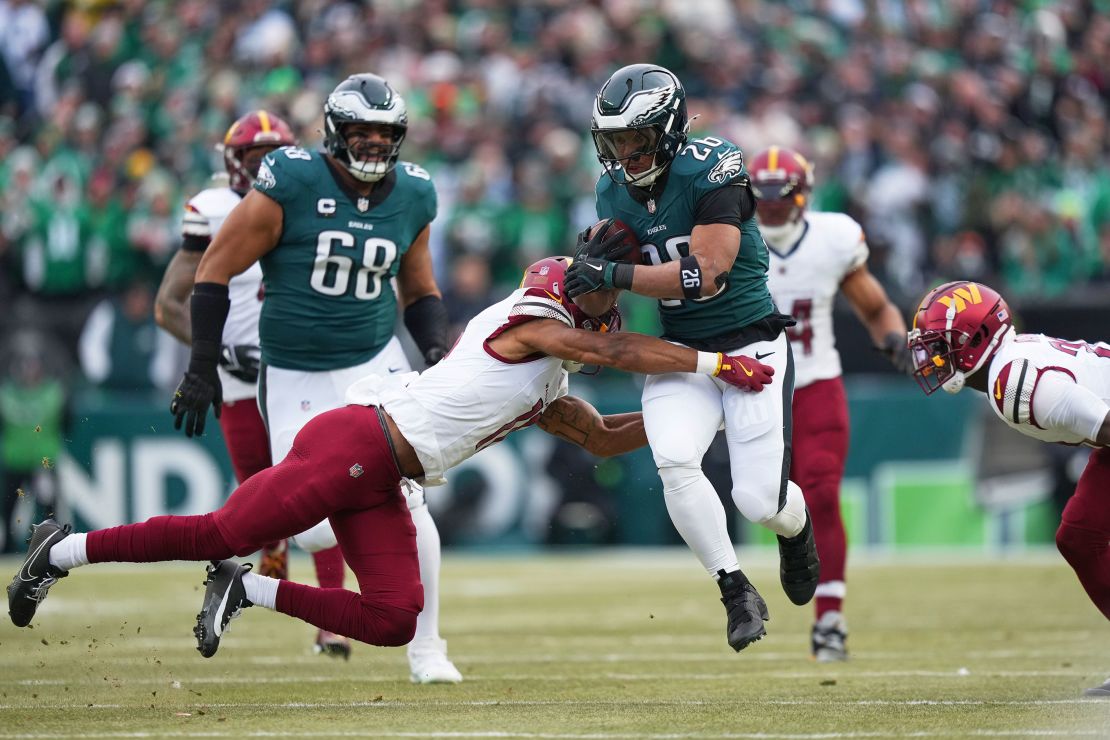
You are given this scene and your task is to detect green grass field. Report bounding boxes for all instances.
[1,549,1109,738]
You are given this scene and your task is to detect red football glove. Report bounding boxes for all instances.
[715,353,774,392]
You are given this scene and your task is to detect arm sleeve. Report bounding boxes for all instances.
[693,183,751,228]
[1031,370,1109,442]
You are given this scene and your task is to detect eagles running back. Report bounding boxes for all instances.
[765,211,868,389]
[181,186,262,401]
[253,146,436,370]
[595,136,774,343]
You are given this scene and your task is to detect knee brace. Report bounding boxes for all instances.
[292,519,338,553]
[758,480,807,538]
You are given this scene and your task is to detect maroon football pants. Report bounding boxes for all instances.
[86,404,422,647]
[220,397,346,589]
[791,377,850,619]
[1055,447,1110,621]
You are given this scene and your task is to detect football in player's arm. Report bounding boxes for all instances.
[908,280,1110,697]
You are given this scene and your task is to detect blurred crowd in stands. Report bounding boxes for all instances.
[1,0,1109,391]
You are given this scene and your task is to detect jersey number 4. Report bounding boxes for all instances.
[310,231,398,300]
[786,298,814,355]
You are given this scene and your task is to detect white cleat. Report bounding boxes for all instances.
[811,610,849,663]
[408,637,463,684]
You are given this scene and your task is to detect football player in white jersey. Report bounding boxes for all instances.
[751,146,913,661]
[155,110,376,663]
[908,281,1110,697]
[9,253,777,662]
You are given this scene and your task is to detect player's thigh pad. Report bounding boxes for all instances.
[642,371,724,469]
[722,332,793,521]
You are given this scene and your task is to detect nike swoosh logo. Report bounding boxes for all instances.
[388,367,403,373]
[18,535,55,582]
[584,263,603,272]
[737,360,754,377]
[755,351,775,360]
[994,378,1002,400]
[212,584,233,638]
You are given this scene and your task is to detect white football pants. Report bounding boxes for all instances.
[643,331,803,577]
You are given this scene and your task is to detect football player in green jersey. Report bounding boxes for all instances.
[169,74,461,683]
[566,64,820,653]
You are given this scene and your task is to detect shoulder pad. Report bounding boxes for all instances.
[182,188,239,238]
[395,160,434,185]
[993,358,1035,425]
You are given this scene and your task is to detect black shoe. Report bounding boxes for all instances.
[777,511,820,606]
[7,519,71,627]
[1083,678,1110,697]
[718,569,769,652]
[194,560,253,658]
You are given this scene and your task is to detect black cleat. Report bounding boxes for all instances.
[1083,678,1110,698]
[777,510,820,606]
[718,569,769,652]
[7,519,71,627]
[194,560,253,658]
[314,629,352,660]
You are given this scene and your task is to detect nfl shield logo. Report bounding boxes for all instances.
[357,197,370,212]
[349,463,364,478]
[646,198,656,214]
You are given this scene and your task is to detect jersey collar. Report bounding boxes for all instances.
[765,219,809,260]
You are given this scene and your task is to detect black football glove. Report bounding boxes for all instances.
[565,256,618,298]
[574,218,636,261]
[880,331,915,376]
[171,340,222,438]
[219,344,261,383]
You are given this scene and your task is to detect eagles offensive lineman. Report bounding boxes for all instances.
[752,145,913,661]
[9,256,775,662]
[166,75,460,683]
[565,64,820,652]
[907,281,1110,697]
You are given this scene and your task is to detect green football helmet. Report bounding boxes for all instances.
[591,64,689,186]
[323,73,408,182]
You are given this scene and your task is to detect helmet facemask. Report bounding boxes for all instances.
[323,75,408,183]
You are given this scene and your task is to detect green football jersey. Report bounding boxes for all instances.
[252,147,436,370]
[595,135,774,342]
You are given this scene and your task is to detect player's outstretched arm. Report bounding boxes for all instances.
[537,396,647,457]
[155,249,202,344]
[500,319,774,392]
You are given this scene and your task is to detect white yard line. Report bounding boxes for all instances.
[0,729,1107,739]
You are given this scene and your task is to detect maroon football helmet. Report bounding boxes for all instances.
[519,256,621,333]
[223,110,296,193]
[749,145,813,233]
[908,281,1013,395]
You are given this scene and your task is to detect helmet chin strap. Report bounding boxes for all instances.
[942,371,966,394]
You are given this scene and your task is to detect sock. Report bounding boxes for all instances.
[408,496,442,643]
[49,533,89,571]
[241,572,280,610]
[660,466,738,575]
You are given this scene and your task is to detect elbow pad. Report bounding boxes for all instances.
[404,294,449,366]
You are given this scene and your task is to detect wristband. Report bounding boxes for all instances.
[679,255,702,300]
[696,351,722,375]
[611,262,635,290]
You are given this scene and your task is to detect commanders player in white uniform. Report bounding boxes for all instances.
[908,280,1110,697]
[751,146,913,661]
[10,254,776,663]
[155,110,302,579]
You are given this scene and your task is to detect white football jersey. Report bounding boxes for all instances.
[765,211,868,388]
[346,288,571,484]
[182,186,263,402]
[986,333,1110,446]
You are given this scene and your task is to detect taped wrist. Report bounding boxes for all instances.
[679,255,702,300]
[404,294,449,363]
[696,351,722,375]
[611,263,635,290]
[189,283,230,373]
